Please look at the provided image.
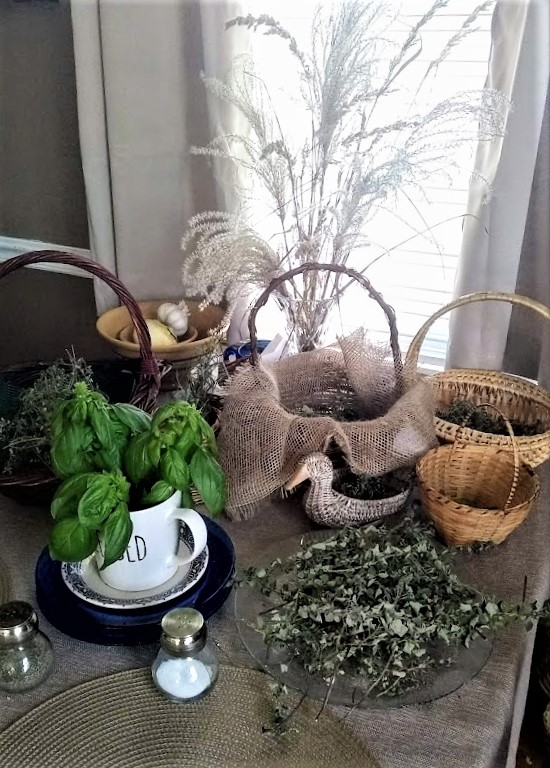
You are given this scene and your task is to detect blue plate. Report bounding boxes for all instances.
[35,515,235,645]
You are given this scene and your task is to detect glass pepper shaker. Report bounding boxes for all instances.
[152,608,219,702]
[0,601,54,692]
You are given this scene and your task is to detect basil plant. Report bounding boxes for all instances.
[48,383,225,568]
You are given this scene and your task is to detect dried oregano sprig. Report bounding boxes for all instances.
[243,520,542,707]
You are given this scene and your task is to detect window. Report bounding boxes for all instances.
[251,1,494,367]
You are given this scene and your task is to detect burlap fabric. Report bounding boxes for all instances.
[0,666,378,768]
[219,330,436,519]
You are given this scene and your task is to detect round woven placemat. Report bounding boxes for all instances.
[0,665,379,768]
[0,554,11,604]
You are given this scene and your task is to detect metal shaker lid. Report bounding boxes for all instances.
[0,601,38,645]
[160,608,207,655]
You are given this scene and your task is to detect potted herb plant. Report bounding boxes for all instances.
[47,383,225,588]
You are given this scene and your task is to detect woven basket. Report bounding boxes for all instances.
[416,404,540,546]
[406,291,550,469]
[286,452,412,527]
[0,250,162,504]
[219,262,437,519]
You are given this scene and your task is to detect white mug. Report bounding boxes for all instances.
[95,491,208,592]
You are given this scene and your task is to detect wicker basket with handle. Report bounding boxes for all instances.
[405,291,550,469]
[0,250,163,503]
[219,261,436,519]
[416,404,540,546]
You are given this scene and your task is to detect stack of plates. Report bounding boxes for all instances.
[35,516,235,645]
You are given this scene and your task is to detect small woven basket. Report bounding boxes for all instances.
[310,462,412,528]
[416,404,540,546]
[0,250,162,503]
[406,291,550,469]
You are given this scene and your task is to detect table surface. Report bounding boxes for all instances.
[1,475,549,768]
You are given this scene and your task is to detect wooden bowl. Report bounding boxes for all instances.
[97,300,225,361]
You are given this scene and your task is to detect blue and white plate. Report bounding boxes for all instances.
[61,527,209,610]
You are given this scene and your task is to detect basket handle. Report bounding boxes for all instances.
[451,402,520,513]
[247,261,403,385]
[405,291,550,371]
[0,251,161,412]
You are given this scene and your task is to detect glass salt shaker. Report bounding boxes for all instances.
[0,601,54,692]
[152,608,219,703]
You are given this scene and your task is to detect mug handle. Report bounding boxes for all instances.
[165,507,208,566]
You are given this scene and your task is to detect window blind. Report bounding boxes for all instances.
[251,1,494,367]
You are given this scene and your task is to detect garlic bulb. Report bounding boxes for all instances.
[133,319,177,348]
[156,301,189,337]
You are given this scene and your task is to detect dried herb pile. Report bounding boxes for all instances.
[334,471,408,501]
[244,520,541,700]
[437,399,544,437]
[0,357,94,475]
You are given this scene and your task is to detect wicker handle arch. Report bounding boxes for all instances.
[247,262,403,390]
[452,402,520,514]
[0,251,161,412]
[405,291,550,371]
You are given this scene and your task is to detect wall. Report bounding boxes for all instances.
[0,0,101,366]
[0,0,89,246]
[0,269,113,366]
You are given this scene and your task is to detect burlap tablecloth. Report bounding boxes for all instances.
[1,471,549,768]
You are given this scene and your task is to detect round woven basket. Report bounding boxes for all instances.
[416,405,540,546]
[406,291,550,469]
[0,250,162,503]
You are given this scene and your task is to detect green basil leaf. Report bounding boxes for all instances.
[51,473,95,521]
[142,480,174,506]
[111,403,151,434]
[110,471,131,504]
[189,448,226,516]
[51,438,94,479]
[181,488,194,509]
[71,398,88,424]
[110,420,130,451]
[198,419,217,454]
[99,503,132,570]
[77,476,115,529]
[160,448,190,492]
[151,402,179,429]
[147,436,162,468]
[174,429,196,462]
[89,404,115,448]
[50,404,69,440]
[124,431,153,484]
[95,445,123,473]
[49,517,97,562]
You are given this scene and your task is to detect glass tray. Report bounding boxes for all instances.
[234,531,492,709]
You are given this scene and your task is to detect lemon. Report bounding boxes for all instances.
[133,319,177,348]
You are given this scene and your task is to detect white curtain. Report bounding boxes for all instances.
[70,0,244,314]
[447,0,550,371]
